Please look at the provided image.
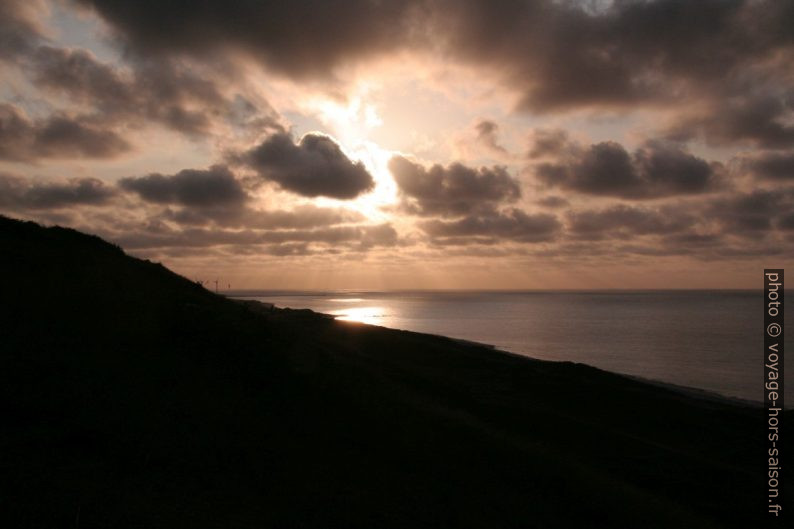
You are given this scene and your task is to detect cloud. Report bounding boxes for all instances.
[0,172,117,209]
[532,137,722,199]
[668,90,794,149]
[741,151,794,180]
[68,1,794,152]
[389,155,520,217]
[119,165,247,207]
[436,0,794,112]
[535,195,569,209]
[48,0,794,159]
[528,129,570,159]
[162,203,364,230]
[777,212,794,231]
[0,103,131,161]
[77,1,792,106]
[119,163,370,232]
[1,7,282,144]
[111,222,399,252]
[28,46,283,138]
[566,204,697,240]
[474,119,507,155]
[706,189,794,234]
[75,0,422,80]
[30,46,133,111]
[419,208,560,244]
[0,0,45,61]
[242,132,374,199]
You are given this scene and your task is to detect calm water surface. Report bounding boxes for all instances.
[231,290,791,404]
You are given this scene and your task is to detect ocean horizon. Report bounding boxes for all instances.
[230,289,792,405]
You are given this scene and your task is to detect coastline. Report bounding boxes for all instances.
[238,296,764,410]
[238,297,767,409]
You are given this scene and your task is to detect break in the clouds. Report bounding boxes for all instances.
[390,156,521,216]
[530,133,722,199]
[243,133,375,199]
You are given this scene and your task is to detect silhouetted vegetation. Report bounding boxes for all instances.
[0,215,785,528]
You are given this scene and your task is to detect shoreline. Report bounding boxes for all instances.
[239,298,768,409]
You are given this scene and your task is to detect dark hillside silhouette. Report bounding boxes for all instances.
[0,215,786,528]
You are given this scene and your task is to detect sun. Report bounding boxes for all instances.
[308,94,399,219]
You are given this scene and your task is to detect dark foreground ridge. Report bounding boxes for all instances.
[0,215,786,528]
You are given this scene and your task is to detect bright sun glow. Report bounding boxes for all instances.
[307,91,399,219]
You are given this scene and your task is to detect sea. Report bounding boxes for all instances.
[229,290,791,405]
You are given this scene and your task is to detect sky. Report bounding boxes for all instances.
[1,0,793,289]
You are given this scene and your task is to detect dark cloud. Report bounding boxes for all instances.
[535,195,569,209]
[75,0,422,80]
[118,162,372,234]
[474,119,507,155]
[669,91,794,149]
[111,222,398,252]
[0,172,117,210]
[528,129,570,159]
[389,155,520,217]
[163,203,364,230]
[30,46,132,111]
[0,4,282,144]
[741,151,794,180]
[660,232,723,249]
[532,137,722,199]
[119,165,247,208]
[119,163,370,230]
[419,208,560,243]
[436,0,794,112]
[706,189,794,234]
[445,1,794,150]
[566,204,697,240]
[28,46,283,137]
[777,212,794,231]
[0,103,131,161]
[0,0,43,61]
[243,132,374,199]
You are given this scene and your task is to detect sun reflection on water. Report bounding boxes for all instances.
[331,306,385,325]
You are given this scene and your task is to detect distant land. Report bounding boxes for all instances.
[0,215,788,528]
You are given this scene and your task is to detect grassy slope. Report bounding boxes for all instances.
[0,216,784,528]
